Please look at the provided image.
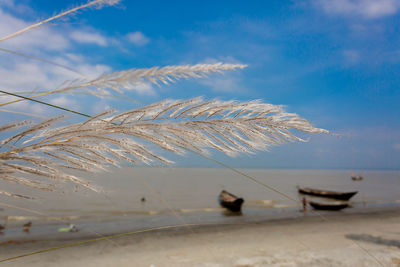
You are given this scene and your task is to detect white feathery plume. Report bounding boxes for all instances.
[0,63,247,107]
[0,97,328,196]
[89,63,248,90]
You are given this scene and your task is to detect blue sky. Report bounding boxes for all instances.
[0,0,399,169]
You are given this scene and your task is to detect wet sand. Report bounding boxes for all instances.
[1,207,400,266]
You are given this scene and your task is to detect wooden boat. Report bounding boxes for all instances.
[218,190,244,212]
[309,201,349,211]
[297,186,357,200]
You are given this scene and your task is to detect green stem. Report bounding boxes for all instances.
[0,90,91,118]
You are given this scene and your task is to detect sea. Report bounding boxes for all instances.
[0,167,399,240]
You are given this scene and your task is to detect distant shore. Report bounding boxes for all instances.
[1,206,400,266]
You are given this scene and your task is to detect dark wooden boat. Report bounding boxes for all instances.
[218,190,244,212]
[309,201,349,211]
[297,186,357,200]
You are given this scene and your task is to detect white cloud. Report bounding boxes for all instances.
[0,62,57,90]
[0,6,110,81]
[122,81,155,95]
[0,58,109,91]
[0,0,14,8]
[50,96,78,109]
[0,3,157,120]
[30,103,48,116]
[314,0,400,19]
[91,100,113,114]
[0,9,70,51]
[75,63,112,79]
[197,57,248,93]
[126,31,150,46]
[0,5,113,117]
[70,30,108,46]
[63,53,85,64]
[0,94,54,123]
[200,75,246,93]
[0,0,32,14]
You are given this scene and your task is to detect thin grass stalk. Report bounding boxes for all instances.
[0,108,48,119]
[0,0,119,43]
[0,48,84,76]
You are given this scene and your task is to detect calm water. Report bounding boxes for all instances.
[1,167,399,239]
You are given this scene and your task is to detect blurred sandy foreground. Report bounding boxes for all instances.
[1,207,400,267]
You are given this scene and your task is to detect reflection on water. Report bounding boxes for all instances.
[221,210,243,217]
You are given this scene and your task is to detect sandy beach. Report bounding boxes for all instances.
[1,207,400,267]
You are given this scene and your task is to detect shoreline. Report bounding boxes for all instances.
[2,201,399,241]
[1,206,400,266]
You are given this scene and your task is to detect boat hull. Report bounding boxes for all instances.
[297,186,357,200]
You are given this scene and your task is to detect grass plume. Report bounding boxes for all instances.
[0,97,328,196]
[0,63,246,107]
